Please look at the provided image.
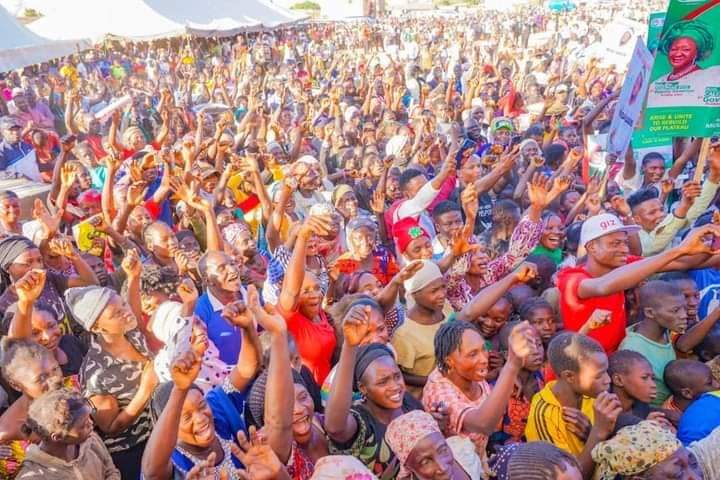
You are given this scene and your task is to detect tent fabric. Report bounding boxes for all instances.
[0,5,89,72]
[28,0,304,42]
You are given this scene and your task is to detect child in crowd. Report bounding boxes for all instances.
[518,297,558,347]
[525,332,622,477]
[491,321,545,446]
[663,359,718,413]
[608,350,676,431]
[16,388,120,479]
[477,296,513,381]
[619,280,688,406]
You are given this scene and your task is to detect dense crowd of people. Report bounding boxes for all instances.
[0,1,719,478]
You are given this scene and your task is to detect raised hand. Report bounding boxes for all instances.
[460,183,479,221]
[428,401,449,433]
[496,150,519,173]
[246,284,285,335]
[660,178,674,197]
[48,236,78,260]
[129,160,145,184]
[451,223,477,257]
[677,224,720,256]
[586,193,602,216]
[222,300,253,329]
[609,195,631,218]
[186,452,219,480]
[342,304,374,347]
[173,248,197,275]
[298,214,334,241]
[679,181,702,205]
[369,189,386,214]
[121,248,142,278]
[177,278,199,305]
[395,260,424,283]
[241,154,260,174]
[514,262,537,283]
[170,349,201,391]
[104,147,122,172]
[232,428,285,480]
[15,269,46,304]
[530,155,545,168]
[551,175,573,195]
[527,172,553,209]
[126,182,148,207]
[60,163,77,188]
[507,321,538,364]
[32,199,62,240]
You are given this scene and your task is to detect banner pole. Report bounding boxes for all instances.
[693,138,711,183]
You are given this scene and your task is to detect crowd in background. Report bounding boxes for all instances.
[0,1,720,479]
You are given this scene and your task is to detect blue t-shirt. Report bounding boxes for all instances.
[688,268,720,321]
[678,390,720,445]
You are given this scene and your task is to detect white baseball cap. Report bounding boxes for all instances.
[580,213,641,247]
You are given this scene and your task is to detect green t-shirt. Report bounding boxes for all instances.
[619,326,676,407]
[531,244,563,266]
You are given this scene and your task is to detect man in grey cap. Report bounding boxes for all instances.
[0,116,40,181]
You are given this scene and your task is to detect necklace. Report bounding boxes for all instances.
[176,436,238,480]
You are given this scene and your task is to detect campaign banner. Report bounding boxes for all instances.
[598,18,646,67]
[606,38,654,158]
[647,12,666,52]
[645,0,720,139]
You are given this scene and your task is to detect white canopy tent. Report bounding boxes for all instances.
[28,0,303,42]
[0,5,89,72]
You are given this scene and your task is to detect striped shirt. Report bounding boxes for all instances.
[525,381,595,456]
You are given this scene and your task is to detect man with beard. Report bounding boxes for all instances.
[195,251,248,364]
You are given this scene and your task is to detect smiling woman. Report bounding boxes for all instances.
[63,285,155,480]
[647,19,720,109]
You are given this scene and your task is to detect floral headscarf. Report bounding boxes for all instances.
[591,421,682,480]
[385,410,442,479]
[310,455,377,480]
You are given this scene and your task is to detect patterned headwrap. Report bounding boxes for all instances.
[332,184,354,207]
[489,443,519,480]
[660,20,714,60]
[222,222,250,247]
[385,410,442,479]
[591,421,682,480]
[310,455,377,480]
[122,126,144,148]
